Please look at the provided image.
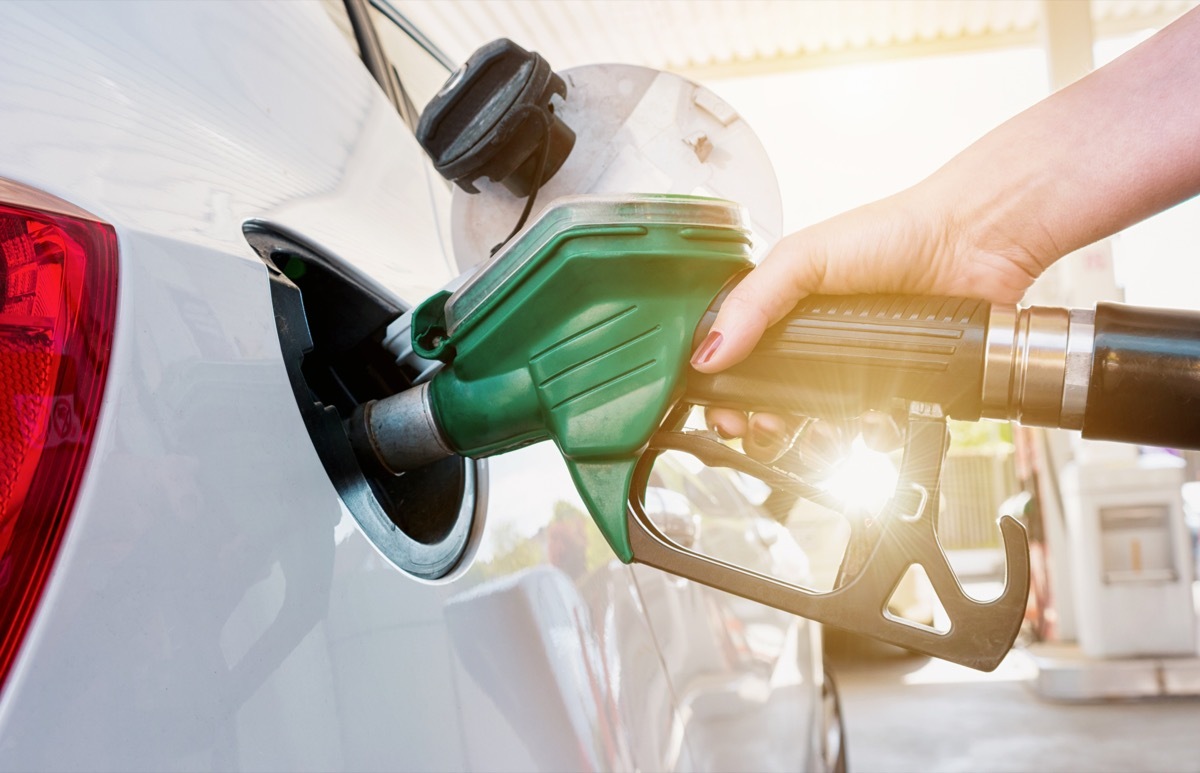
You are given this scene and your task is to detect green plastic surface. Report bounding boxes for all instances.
[413,217,751,561]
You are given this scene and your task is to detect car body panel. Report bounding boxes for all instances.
[0,2,828,770]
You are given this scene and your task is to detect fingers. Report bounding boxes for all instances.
[689,193,962,374]
[743,412,797,462]
[790,420,849,475]
[705,408,799,464]
[705,407,746,440]
[691,232,823,373]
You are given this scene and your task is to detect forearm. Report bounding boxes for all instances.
[696,8,1200,372]
[930,7,1200,274]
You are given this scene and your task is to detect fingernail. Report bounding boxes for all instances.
[714,424,734,440]
[691,331,723,367]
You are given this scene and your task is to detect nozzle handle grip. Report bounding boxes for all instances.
[687,294,991,420]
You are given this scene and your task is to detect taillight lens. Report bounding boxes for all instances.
[0,185,118,691]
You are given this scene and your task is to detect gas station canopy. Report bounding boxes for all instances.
[393,0,1196,75]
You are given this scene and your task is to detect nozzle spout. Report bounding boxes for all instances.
[348,383,455,475]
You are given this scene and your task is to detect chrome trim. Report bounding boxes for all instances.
[982,304,1078,427]
[1061,308,1095,430]
[1014,306,1069,426]
[981,304,1018,421]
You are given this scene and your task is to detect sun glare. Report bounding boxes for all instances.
[823,436,900,515]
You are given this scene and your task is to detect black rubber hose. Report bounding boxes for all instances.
[1082,302,1200,450]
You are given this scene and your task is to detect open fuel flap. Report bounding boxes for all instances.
[245,225,485,582]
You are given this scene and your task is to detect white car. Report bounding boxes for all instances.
[0,1,844,770]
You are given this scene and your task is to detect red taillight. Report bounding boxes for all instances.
[0,182,118,691]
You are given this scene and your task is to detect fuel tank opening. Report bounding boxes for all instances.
[244,224,485,582]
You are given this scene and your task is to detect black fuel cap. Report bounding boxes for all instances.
[416,39,576,198]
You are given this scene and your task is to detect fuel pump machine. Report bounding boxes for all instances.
[353,39,1200,672]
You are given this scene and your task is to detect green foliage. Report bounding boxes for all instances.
[948,419,1013,450]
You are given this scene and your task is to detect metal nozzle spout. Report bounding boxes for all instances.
[348,383,455,475]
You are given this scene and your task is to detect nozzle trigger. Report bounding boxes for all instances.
[625,405,1030,672]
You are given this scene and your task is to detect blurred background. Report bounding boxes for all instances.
[393,0,1200,309]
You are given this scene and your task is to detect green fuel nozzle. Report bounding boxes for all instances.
[348,192,1200,672]
[351,195,754,561]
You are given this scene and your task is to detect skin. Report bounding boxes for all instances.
[696,7,1200,456]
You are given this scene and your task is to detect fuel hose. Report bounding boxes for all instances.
[688,290,1200,451]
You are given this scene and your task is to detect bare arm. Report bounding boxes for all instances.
[693,7,1200,374]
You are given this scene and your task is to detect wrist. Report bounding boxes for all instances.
[919,167,1053,302]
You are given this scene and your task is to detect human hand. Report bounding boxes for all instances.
[693,185,1049,456]
[693,6,1200,449]
[705,408,903,465]
[704,408,800,463]
[690,186,1046,375]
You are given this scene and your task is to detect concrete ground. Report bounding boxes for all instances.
[827,632,1200,773]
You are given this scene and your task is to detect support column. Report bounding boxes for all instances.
[1031,0,1121,308]
[1025,0,1106,646]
